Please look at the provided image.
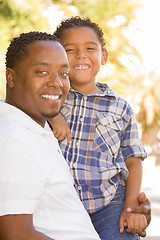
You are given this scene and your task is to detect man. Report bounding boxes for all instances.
[0,32,100,240]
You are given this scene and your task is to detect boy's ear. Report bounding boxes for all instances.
[6,68,15,88]
[101,48,108,65]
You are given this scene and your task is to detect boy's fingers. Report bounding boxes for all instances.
[119,216,125,233]
[54,131,63,139]
[66,130,72,144]
[127,204,151,225]
[137,229,146,237]
[58,134,66,141]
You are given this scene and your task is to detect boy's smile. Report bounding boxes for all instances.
[74,64,90,70]
[60,27,108,94]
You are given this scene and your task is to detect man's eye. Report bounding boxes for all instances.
[37,70,48,75]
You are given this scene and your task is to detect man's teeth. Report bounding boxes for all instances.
[41,95,59,100]
[74,65,89,70]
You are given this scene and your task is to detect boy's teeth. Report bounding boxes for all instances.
[75,65,89,70]
[41,95,59,100]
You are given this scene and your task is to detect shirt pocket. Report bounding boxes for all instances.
[93,112,124,155]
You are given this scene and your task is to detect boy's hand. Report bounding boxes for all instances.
[48,113,72,144]
[128,192,151,225]
[119,209,147,235]
[126,192,151,237]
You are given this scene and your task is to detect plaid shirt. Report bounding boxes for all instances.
[59,82,147,214]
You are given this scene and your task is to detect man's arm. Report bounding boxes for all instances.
[0,214,54,240]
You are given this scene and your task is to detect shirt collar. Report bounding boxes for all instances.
[69,82,117,98]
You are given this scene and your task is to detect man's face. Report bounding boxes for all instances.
[6,40,70,126]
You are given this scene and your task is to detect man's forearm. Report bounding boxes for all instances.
[0,227,55,240]
[0,214,55,240]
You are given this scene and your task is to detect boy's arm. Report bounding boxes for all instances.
[119,157,147,234]
[48,113,72,144]
[0,214,54,240]
[120,112,151,236]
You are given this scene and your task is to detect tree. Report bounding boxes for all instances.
[0,0,50,97]
[0,0,142,98]
[136,71,160,146]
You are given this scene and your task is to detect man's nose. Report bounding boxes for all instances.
[47,73,63,88]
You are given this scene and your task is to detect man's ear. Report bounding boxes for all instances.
[6,68,15,88]
[101,48,108,65]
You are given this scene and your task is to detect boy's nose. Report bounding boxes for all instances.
[75,49,86,59]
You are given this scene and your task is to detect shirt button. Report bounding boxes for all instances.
[80,118,84,123]
[77,185,81,190]
[83,96,87,101]
[76,141,80,147]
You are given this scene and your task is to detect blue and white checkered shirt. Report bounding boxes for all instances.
[59,82,147,214]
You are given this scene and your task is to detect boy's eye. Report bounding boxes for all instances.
[87,47,95,51]
[65,49,75,52]
[60,71,69,78]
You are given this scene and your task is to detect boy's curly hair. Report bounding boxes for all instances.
[54,16,106,49]
[5,31,61,69]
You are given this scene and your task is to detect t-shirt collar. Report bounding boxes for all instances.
[0,100,52,135]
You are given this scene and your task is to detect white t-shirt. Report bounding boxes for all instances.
[0,101,100,240]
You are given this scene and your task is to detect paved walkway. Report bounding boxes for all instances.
[140,156,160,239]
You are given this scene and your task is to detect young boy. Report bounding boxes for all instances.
[50,17,148,239]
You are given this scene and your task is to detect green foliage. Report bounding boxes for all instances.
[0,0,50,98]
[0,0,142,98]
[0,0,50,49]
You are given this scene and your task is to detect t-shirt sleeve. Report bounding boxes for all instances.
[0,137,46,216]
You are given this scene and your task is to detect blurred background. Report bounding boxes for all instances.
[0,0,160,238]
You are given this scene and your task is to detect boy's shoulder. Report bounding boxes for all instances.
[66,82,131,108]
[96,82,131,104]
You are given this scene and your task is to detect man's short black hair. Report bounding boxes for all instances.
[54,16,106,49]
[5,31,61,69]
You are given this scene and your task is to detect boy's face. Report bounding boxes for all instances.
[6,40,70,127]
[60,27,107,91]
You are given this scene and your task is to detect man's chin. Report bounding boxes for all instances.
[43,112,59,120]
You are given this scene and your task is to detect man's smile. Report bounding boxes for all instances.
[41,94,60,100]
